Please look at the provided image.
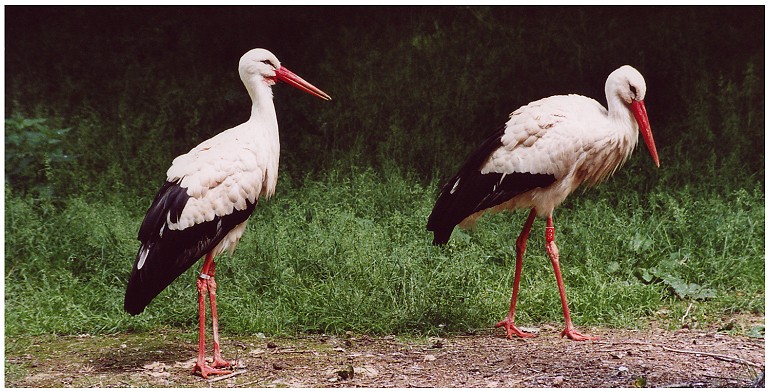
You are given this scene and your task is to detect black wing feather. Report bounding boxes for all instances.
[427,126,556,245]
[124,180,256,315]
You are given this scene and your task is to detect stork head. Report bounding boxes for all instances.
[607,65,659,167]
[238,48,331,101]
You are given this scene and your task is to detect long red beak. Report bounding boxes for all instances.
[275,66,332,101]
[630,99,659,167]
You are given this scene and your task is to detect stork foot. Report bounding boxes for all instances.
[495,318,537,339]
[560,327,598,341]
[193,360,233,379]
[212,356,232,369]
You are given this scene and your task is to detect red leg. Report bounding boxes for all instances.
[207,270,231,369]
[193,277,209,376]
[192,252,232,378]
[545,216,598,341]
[495,209,538,338]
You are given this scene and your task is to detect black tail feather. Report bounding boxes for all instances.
[426,126,556,245]
[124,181,256,315]
[431,226,454,246]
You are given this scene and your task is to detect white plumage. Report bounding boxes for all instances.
[428,65,659,341]
[473,66,653,221]
[165,50,284,236]
[166,125,270,231]
[125,48,330,379]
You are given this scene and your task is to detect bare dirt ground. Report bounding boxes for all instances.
[6,316,765,388]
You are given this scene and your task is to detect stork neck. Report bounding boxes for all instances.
[606,94,637,139]
[246,81,279,132]
[249,101,278,125]
[602,93,640,173]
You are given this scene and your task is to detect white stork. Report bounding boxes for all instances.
[124,48,331,378]
[427,65,659,341]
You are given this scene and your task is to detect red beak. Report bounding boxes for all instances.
[274,66,332,101]
[630,99,660,167]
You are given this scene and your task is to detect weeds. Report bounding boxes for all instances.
[5,163,764,336]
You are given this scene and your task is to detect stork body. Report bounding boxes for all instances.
[427,65,659,341]
[124,48,330,378]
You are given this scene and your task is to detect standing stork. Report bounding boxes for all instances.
[427,65,659,341]
[124,48,331,378]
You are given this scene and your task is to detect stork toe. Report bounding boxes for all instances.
[495,318,537,339]
[560,327,599,341]
[193,362,233,379]
[212,356,232,369]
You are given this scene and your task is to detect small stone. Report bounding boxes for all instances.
[553,376,564,386]
[520,326,541,334]
[266,341,278,349]
[354,365,379,377]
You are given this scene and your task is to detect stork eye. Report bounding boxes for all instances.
[260,60,275,68]
[629,84,637,97]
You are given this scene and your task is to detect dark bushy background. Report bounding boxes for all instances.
[6,6,763,195]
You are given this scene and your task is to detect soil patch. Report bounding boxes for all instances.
[5,319,765,387]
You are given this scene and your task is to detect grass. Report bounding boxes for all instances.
[5,161,764,337]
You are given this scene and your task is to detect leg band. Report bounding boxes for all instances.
[545,226,555,242]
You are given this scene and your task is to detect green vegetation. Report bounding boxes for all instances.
[5,7,764,337]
